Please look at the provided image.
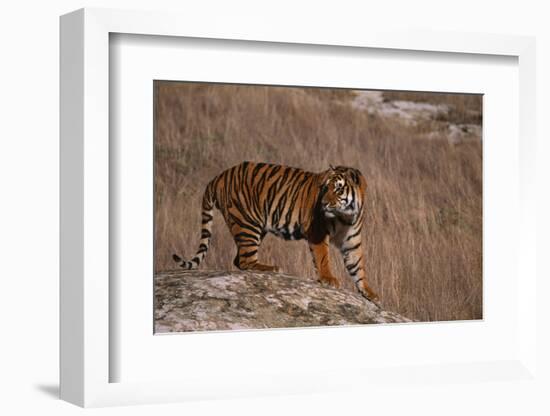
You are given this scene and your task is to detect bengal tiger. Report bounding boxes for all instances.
[172,161,379,302]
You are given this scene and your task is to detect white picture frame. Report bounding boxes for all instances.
[60,7,537,408]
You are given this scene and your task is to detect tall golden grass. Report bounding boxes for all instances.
[154,82,482,322]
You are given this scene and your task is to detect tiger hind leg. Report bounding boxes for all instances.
[233,245,280,272]
[231,225,279,272]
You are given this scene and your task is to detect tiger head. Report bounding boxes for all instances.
[320,165,366,223]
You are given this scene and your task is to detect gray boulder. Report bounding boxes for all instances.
[155,270,411,333]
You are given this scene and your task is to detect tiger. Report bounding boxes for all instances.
[172,161,379,302]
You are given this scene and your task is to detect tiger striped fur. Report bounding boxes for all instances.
[172,161,378,302]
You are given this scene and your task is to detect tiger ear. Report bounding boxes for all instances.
[329,164,335,171]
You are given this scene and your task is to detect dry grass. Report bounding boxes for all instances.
[154,82,482,322]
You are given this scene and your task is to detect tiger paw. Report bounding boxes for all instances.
[318,274,341,289]
[358,285,380,307]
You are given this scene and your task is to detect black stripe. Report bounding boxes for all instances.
[266,165,281,180]
[342,242,361,255]
[346,257,361,272]
[349,265,361,276]
[251,162,266,179]
[271,192,288,225]
[349,186,356,208]
[238,241,260,247]
[284,179,306,226]
[345,227,362,241]
[234,231,260,242]
[240,250,258,258]
[255,165,272,194]
[202,212,213,220]
[231,196,261,226]
[228,214,261,235]
[227,166,236,194]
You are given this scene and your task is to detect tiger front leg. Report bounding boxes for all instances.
[340,238,378,303]
[308,235,341,289]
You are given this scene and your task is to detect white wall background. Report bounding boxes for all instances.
[0,1,548,415]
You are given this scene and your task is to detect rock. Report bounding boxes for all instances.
[351,91,449,124]
[155,270,411,333]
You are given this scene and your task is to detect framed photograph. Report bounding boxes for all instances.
[60,8,537,408]
[153,81,482,333]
